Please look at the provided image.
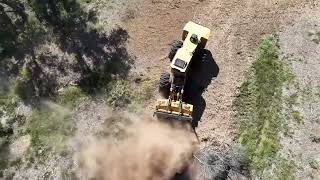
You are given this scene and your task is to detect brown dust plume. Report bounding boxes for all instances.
[76,118,199,180]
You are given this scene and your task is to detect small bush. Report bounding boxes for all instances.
[291,111,303,124]
[106,80,131,108]
[57,86,88,107]
[13,67,35,102]
[308,31,320,44]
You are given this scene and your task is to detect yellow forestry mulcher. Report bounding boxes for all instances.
[154,21,211,124]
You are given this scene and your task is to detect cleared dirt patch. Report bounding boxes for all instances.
[125,0,320,147]
[125,0,202,77]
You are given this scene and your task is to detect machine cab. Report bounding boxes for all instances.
[170,21,211,73]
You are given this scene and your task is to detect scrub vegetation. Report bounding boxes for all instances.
[234,36,297,178]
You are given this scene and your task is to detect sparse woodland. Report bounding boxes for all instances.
[1,0,320,179]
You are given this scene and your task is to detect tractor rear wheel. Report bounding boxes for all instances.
[168,40,183,62]
[159,73,170,98]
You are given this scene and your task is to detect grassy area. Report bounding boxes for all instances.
[25,85,89,156]
[106,78,156,110]
[26,103,74,154]
[128,79,156,112]
[234,36,296,178]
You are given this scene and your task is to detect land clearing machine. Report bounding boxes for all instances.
[154,21,211,126]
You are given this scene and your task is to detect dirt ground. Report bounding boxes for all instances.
[125,0,320,147]
[279,8,320,179]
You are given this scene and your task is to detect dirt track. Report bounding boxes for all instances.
[125,0,319,146]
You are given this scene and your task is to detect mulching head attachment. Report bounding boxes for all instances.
[154,99,193,122]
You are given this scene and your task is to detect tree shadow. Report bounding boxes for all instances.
[173,169,194,180]
[0,0,48,68]
[0,1,29,60]
[0,0,133,104]
[30,0,133,93]
[64,28,132,91]
[15,58,59,103]
[183,49,219,128]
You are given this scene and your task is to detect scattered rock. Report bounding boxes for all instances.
[134,77,142,83]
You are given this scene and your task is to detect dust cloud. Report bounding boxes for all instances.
[75,117,199,180]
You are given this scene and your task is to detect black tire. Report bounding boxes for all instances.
[168,40,183,61]
[159,73,170,98]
